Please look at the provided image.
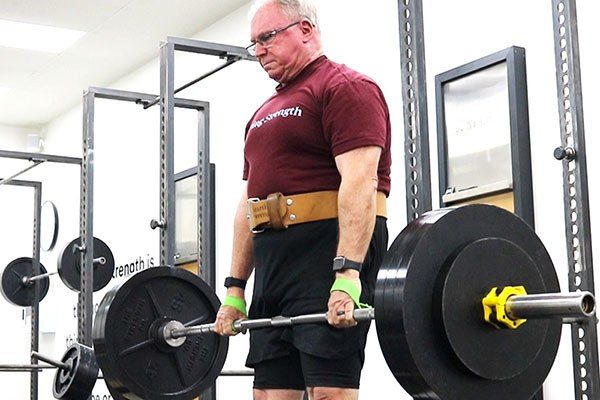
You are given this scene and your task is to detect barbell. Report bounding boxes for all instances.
[90,205,595,400]
[0,236,115,306]
[14,205,598,400]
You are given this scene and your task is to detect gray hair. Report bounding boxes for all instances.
[249,0,320,31]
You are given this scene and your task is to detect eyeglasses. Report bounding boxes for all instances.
[246,20,301,56]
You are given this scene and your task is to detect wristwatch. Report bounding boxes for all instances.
[224,276,247,289]
[332,256,362,273]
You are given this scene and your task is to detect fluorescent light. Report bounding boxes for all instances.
[0,19,86,53]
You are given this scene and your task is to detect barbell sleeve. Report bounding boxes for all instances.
[506,291,596,321]
[94,256,106,265]
[30,351,70,371]
[22,271,58,285]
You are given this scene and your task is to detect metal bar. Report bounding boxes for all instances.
[398,0,432,223]
[550,0,600,398]
[143,58,239,109]
[167,36,256,60]
[23,271,58,285]
[206,163,216,288]
[198,108,213,287]
[159,41,176,267]
[30,181,41,400]
[170,308,375,339]
[506,291,595,321]
[0,365,55,372]
[0,179,42,187]
[78,90,95,346]
[30,352,69,371]
[219,369,254,376]
[87,87,206,110]
[506,47,535,226]
[0,149,81,165]
[0,160,45,186]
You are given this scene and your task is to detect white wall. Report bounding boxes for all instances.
[1,0,599,399]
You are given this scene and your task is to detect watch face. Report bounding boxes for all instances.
[40,200,59,251]
[332,256,345,270]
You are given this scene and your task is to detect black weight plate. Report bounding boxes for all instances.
[53,343,99,399]
[374,205,561,400]
[1,257,49,307]
[93,266,228,400]
[441,238,548,380]
[58,237,115,292]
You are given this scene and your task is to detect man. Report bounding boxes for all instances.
[213,1,391,399]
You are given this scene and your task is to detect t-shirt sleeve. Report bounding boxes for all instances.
[322,78,389,157]
[242,118,252,180]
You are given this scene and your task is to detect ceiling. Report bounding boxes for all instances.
[0,0,249,128]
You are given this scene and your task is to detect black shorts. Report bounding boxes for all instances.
[246,217,388,378]
[253,345,364,390]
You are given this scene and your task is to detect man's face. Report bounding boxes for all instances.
[250,3,304,82]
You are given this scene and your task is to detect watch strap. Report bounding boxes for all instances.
[224,276,247,289]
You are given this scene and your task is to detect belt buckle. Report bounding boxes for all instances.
[247,197,265,233]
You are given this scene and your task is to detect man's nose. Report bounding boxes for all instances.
[254,42,268,57]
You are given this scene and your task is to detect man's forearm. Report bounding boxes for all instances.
[336,178,378,273]
[227,196,254,297]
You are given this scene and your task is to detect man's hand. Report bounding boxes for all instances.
[214,291,247,336]
[214,304,247,336]
[327,277,361,328]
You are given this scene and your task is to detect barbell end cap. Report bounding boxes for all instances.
[161,320,187,348]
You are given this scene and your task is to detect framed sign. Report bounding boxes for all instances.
[435,46,534,226]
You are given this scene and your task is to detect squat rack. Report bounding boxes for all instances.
[398,1,599,399]
[78,38,255,399]
[0,149,81,400]
[78,86,210,346]
[154,35,255,400]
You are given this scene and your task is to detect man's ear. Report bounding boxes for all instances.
[299,19,315,43]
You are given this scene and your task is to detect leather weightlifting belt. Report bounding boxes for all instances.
[247,190,387,233]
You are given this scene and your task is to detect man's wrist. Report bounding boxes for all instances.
[332,256,362,273]
[224,276,247,289]
[226,287,245,298]
[335,269,360,280]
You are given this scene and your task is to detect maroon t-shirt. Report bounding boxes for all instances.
[243,56,391,199]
